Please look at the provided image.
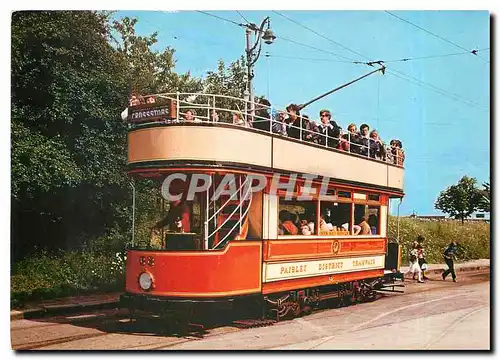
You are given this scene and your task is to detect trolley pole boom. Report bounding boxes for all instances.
[298,65,386,111]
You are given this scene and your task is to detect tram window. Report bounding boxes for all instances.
[354,204,379,235]
[338,191,351,198]
[320,202,351,233]
[368,194,380,202]
[278,198,316,236]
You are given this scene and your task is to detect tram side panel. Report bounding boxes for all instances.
[261,237,386,294]
[125,241,262,298]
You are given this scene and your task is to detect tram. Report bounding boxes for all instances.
[120,92,405,322]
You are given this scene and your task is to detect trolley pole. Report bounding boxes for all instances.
[245,28,255,118]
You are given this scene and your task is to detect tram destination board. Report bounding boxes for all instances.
[128,100,176,123]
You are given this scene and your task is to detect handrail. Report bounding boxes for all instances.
[205,175,240,223]
[213,183,253,250]
[127,92,405,167]
[206,177,251,240]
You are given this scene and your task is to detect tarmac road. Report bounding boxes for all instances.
[11,270,490,350]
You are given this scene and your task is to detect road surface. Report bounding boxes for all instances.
[11,270,490,350]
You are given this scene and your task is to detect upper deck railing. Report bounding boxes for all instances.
[124,92,405,168]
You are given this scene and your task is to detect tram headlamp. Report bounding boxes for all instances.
[138,272,153,291]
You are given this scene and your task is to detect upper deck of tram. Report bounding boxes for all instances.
[125,92,405,196]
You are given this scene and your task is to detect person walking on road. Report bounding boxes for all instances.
[407,241,424,283]
[416,235,429,280]
[442,241,458,282]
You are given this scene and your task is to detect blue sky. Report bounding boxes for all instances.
[113,10,490,216]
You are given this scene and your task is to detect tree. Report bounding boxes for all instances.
[110,16,204,96]
[478,181,490,213]
[434,176,483,224]
[11,11,203,260]
[11,11,132,257]
[203,57,248,122]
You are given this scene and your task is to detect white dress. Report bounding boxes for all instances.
[408,249,421,273]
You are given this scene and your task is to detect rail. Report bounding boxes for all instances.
[125,92,405,167]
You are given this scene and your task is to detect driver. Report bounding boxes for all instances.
[154,199,191,233]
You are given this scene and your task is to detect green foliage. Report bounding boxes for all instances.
[388,216,490,264]
[11,250,126,308]
[110,16,204,95]
[478,181,490,212]
[204,57,248,122]
[434,175,484,224]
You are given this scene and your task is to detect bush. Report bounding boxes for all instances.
[11,250,126,308]
[388,217,490,264]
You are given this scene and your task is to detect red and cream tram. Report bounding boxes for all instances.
[120,92,405,322]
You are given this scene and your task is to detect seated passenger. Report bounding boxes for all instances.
[368,214,378,234]
[129,93,142,107]
[300,214,315,235]
[317,110,341,148]
[146,96,156,105]
[285,104,302,140]
[211,110,219,122]
[279,210,299,235]
[319,214,334,232]
[233,112,246,126]
[271,111,288,136]
[184,109,202,123]
[369,129,387,160]
[301,115,319,143]
[344,123,363,154]
[353,217,371,235]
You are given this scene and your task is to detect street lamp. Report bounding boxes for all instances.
[241,17,275,120]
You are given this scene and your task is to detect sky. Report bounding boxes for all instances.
[112,10,490,216]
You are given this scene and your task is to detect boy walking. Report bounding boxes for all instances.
[442,241,458,282]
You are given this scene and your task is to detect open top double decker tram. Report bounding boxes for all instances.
[120,91,405,324]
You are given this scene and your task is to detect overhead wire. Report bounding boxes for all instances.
[272,10,365,62]
[195,10,242,27]
[384,11,489,63]
[267,49,490,64]
[271,11,489,111]
[195,10,488,111]
[235,10,251,25]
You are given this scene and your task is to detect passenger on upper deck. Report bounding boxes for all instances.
[390,139,405,166]
[184,109,202,123]
[271,111,288,136]
[344,123,363,154]
[359,123,371,156]
[129,93,142,107]
[233,112,246,126]
[301,115,319,143]
[145,96,156,104]
[211,110,219,122]
[317,110,341,148]
[285,104,302,140]
[254,98,271,132]
[369,129,387,160]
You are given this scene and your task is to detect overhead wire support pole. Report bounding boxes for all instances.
[298,65,386,111]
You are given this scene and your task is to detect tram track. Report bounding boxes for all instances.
[12,270,489,350]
